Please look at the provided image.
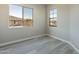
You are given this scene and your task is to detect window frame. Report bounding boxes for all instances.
[9,5,33,28]
[48,8,57,27]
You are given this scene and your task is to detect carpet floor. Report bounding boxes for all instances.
[0,36,77,54]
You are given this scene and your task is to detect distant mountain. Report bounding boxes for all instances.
[9,16,32,20]
[9,16,32,26]
[9,16,22,20]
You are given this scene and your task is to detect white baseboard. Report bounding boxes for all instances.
[0,34,47,47]
[47,34,79,53]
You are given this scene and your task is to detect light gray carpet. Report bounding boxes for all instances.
[0,36,77,54]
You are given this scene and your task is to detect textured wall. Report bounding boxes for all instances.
[0,4,46,43]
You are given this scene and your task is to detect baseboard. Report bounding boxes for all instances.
[0,34,47,47]
[47,34,79,53]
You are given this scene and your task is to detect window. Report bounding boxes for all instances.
[49,9,57,27]
[9,5,33,28]
[23,8,33,26]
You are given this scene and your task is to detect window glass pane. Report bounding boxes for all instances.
[23,8,33,26]
[49,9,57,18]
[49,9,57,27]
[9,5,23,27]
[24,8,32,20]
[50,9,54,14]
[53,13,57,18]
[54,9,57,13]
[50,14,54,18]
[9,5,22,20]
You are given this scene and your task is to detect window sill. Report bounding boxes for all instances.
[9,26,24,29]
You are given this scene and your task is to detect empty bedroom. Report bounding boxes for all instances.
[0,4,79,54]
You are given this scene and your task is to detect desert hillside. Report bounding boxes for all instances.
[9,16,32,26]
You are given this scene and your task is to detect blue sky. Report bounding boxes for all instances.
[9,5,32,19]
[50,9,57,18]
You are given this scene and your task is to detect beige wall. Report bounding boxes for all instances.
[47,4,79,50]
[47,4,70,41]
[0,4,46,44]
[70,5,79,49]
